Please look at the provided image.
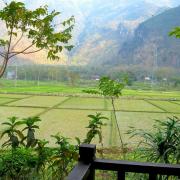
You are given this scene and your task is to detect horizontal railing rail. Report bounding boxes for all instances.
[67,144,180,180]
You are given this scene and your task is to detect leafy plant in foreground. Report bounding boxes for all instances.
[127,116,180,164]
[83,113,108,145]
[35,139,52,176]
[0,116,23,148]
[0,113,109,179]
[0,147,38,179]
[21,116,41,147]
[49,134,78,179]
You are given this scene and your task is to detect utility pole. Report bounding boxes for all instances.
[14,62,18,87]
[151,44,158,89]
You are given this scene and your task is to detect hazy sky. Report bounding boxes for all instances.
[26,0,180,7]
[1,0,180,7]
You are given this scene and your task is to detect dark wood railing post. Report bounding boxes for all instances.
[149,173,157,180]
[79,144,96,180]
[68,144,180,180]
[117,171,125,180]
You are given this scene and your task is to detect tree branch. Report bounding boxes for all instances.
[0,20,14,78]
[0,52,5,58]
[9,42,37,59]
[6,21,14,58]
[22,48,43,54]
[11,32,24,51]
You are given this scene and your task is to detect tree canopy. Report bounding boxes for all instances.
[0,1,75,78]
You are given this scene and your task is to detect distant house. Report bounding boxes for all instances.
[91,75,100,81]
[144,77,151,81]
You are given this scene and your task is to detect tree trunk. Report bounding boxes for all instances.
[0,57,9,78]
[111,97,124,151]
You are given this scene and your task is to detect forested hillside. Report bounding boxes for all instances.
[118,6,180,68]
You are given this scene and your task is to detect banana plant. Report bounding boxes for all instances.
[0,116,23,149]
[21,116,41,148]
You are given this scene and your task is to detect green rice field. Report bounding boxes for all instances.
[0,93,179,147]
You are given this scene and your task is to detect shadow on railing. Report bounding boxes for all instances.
[67,144,180,180]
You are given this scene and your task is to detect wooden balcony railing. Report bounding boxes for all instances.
[67,144,180,180]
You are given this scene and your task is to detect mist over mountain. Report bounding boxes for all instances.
[1,0,180,66]
[70,0,169,65]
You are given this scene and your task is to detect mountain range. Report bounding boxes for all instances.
[0,0,180,67]
[70,0,169,65]
[118,5,180,68]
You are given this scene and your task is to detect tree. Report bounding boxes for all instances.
[67,71,80,86]
[169,27,180,38]
[83,77,127,152]
[0,1,74,78]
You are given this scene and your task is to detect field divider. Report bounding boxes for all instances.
[1,105,48,109]
[1,99,27,106]
[1,103,179,114]
[109,111,118,146]
[0,97,20,99]
[54,107,180,114]
[0,95,35,106]
[144,99,167,112]
[34,97,73,116]
[104,98,108,110]
[109,111,114,146]
[109,111,113,146]
[168,101,180,106]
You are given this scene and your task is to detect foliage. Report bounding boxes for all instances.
[170,76,180,87]
[99,77,126,97]
[0,1,74,77]
[83,113,108,144]
[83,76,126,97]
[2,64,180,91]
[127,116,180,164]
[0,116,23,148]
[169,27,180,38]
[49,134,78,179]
[0,113,109,179]
[83,76,127,152]
[0,147,38,179]
[35,139,52,176]
[22,116,41,147]
[67,71,80,87]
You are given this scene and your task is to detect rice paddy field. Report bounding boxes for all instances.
[0,92,179,147]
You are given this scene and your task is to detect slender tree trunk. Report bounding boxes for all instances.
[0,57,9,78]
[111,97,124,151]
[0,20,14,78]
[14,63,17,87]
